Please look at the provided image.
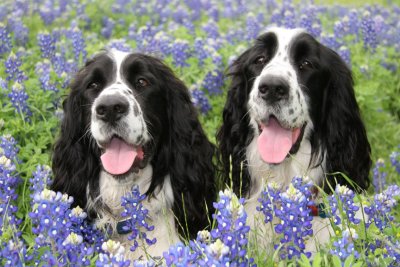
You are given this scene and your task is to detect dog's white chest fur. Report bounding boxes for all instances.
[87,165,179,260]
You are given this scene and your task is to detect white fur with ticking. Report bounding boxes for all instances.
[245,28,333,253]
[86,165,179,260]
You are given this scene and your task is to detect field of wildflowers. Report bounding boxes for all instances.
[1,0,400,266]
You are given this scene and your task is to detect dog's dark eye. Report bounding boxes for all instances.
[254,56,266,65]
[136,78,149,88]
[299,60,313,70]
[87,82,99,90]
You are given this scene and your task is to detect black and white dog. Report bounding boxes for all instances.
[217,27,371,250]
[51,50,216,258]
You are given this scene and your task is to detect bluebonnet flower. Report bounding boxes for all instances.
[96,240,130,267]
[274,178,314,259]
[35,60,58,92]
[107,39,132,53]
[361,11,378,52]
[0,78,6,91]
[39,1,59,25]
[0,23,12,55]
[8,82,32,118]
[310,22,322,38]
[364,185,400,231]
[0,240,32,266]
[37,32,56,59]
[163,242,197,266]
[111,0,132,13]
[0,135,21,235]
[321,33,341,51]
[270,9,284,26]
[101,17,115,39]
[191,85,211,114]
[133,259,156,267]
[257,182,280,224]
[153,32,172,56]
[283,10,296,29]
[171,39,191,68]
[390,150,400,174]
[258,177,315,259]
[372,158,387,193]
[202,69,224,95]
[331,228,359,262]
[329,184,360,226]
[29,188,99,266]
[338,46,351,67]
[246,13,261,42]
[4,52,27,82]
[68,26,87,63]
[29,165,52,195]
[348,9,360,36]
[120,185,156,252]
[204,189,253,266]
[202,21,220,39]
[8,18,29,47]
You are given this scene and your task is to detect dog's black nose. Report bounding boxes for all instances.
[258,75,290,103]
[95,95,129,122]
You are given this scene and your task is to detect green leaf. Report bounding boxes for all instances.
[344,254,355,267]
[332,255,343,267]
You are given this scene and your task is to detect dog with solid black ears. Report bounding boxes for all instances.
[217,27,371,252]
[51,49,216,259]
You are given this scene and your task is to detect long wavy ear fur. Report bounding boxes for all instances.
[147,59,216,239]
[217,49,254,197]
[314,47,371,192]
[51,70,101,209]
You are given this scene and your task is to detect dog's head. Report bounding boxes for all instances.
[218,28,371,195]
[52,50,216,238]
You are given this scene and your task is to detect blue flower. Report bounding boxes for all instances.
[329,184,360,226]
[202,69,224,95]
[171,39,191,68]
[35,60,58,92]
[37,32,56,59]
[372,158,387,193]
[96,240,130,267]
[8,82,32,119]
[67,26,87,63]
[4,52,27,83]
[120,185,156,252]
[191,84,211,114]
[364,185,400,231]
[361,11,378,52]
[101,17,115,39]
[331,228,359,262]
[0,23,12,56]
[338,46,351,67]
[390,150,400,174]
[107,39,132,53]
[246,13,261,41]
[258,177,314,260]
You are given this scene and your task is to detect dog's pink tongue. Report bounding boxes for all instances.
[257,117,301,164]
[100,138,142,175]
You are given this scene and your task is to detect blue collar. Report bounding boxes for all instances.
[116,219,132,235]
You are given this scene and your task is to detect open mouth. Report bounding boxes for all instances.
[257,116,306,164]
[100,135,148,177]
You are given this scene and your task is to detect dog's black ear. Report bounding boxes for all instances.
[316,46,371,192]
[217,49,254,197]
[51,68,101,209]
[147,58,216,239]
